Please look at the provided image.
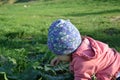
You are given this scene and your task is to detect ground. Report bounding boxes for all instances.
[0,0,120,80]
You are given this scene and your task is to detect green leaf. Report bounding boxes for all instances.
[91,74,97,80]
[0,72,8,80]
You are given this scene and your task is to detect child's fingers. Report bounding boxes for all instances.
[50,57,60,66]
[50,59,56,66]
[54,59,60,65]
[50,59,57,66]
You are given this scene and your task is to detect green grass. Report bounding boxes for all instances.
[0,0,120,80]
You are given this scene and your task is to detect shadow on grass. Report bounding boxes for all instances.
[64,9,120,17]
[15,0,34,3]
[0,27,120,51]
[0,31,47,50]
[82,27,120,51]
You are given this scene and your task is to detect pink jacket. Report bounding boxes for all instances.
[70,37,120,80]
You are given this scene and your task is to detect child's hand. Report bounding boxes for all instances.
[50,57,60,66]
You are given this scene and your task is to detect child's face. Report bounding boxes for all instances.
[58,55,72,62]
[50,54,72,66]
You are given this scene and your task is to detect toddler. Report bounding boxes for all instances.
[47,19,120,80]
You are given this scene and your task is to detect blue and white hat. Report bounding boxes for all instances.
[47,19,81,55]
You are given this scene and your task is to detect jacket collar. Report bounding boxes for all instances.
[72,37,98,59]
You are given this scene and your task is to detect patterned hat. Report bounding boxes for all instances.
[47,19,81,55]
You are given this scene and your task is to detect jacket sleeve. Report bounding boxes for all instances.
[72,56,95,80]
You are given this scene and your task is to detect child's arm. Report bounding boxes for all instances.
[72,56,113,80]
[72,56,95,80]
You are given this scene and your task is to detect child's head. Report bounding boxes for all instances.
[47,19,81,55]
